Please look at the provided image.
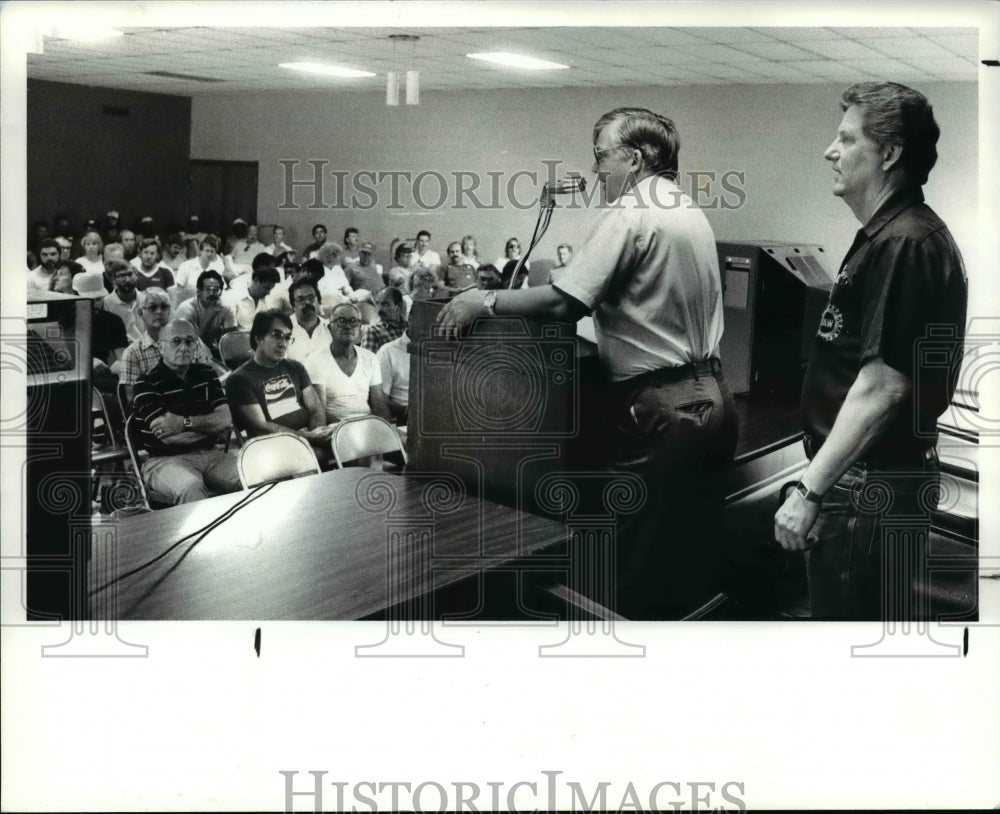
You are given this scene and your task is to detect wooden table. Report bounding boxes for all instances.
[88,469,569,620]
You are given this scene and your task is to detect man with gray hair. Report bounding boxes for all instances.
[775,82,968,621]
[132,318,240,504]
[118,287,216,401]
[438,106,737,619]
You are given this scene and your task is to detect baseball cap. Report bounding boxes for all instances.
[360,241,375,253]
[74,270,108,299]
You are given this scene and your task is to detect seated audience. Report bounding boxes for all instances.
[303,303,391,423]
[303,223,328,258]
[102,259,143,341]
[495,237,530,288]
[50,261,128,395]
[460,235,480,269]
[266,225,294,257]
[133,238,176,291]
[120,229,138,261]
[175,236,226,302]
[132,318,241,504]
[440,241,477,293]
[376,329,411,426]
[549,242,573,284]
[27,239,61,294]
[412,229,441,273]
[76,230,105,275]
[475,263,503,290]
[285,278,332,363]
[119,287,215,399]
[223,255,283,330]
[341,227,362,268]
[162,233,187,272]
[346,241,385,297]
[175,270,236,361]
[409,267,443,303]
[225,310,332,452]
[387,242,415,290]
[359,287,407,353]
[55,236,73,262]
[232,222,266,264]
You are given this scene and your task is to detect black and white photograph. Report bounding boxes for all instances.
[2,0,998,810]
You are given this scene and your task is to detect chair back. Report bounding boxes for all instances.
[237,432,321,488]
[219,331,253,370]
[122,413,154,509]
[330,415,408,468]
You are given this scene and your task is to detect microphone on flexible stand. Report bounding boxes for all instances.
[507,176,586,288]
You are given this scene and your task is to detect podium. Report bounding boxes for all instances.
[407,299,599,517]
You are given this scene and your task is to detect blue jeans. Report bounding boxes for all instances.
[805,449,940,621]
[143,448,241,504]
[607,364,739,619]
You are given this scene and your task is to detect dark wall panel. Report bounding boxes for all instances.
[27,79,191,235]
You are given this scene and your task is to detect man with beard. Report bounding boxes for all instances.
[284,278,332,363]
[27,239,61,294]
[176,270,237,361]
[101,259,144,341]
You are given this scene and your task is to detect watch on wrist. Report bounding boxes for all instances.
[183,417,193,430]
[794,481,824,504]
[483,290,497,315]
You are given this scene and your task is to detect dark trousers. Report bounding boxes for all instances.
[805,448,940,621]
[605,362,738,619]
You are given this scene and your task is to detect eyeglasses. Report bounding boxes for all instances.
[145,303,170,311]
[333,318,362,328]
[267,330,294,342]
[292,294,317,304]
[593,144,624,163]
[201,286,222,294]
[167,336,197,347]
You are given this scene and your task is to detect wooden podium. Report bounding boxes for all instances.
[407,298,602,517]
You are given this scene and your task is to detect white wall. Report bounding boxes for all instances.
[191,80,978,302]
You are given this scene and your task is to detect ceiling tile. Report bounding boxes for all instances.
[795,39,885,59]
[869,37,964,59]
[731,41,825,61]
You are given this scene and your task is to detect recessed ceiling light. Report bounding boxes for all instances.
[466,52,569,71]
[279,62,376,78]
[51,27,124,43]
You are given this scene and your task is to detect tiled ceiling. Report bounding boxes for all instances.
[26,26,978,95]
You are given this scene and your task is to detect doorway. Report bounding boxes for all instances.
[189,159,258,234]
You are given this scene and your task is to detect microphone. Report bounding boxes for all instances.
[542,176,587,195]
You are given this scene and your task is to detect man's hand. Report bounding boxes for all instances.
[774,491,822,551]
[300,425,335,442]
[149,411,185,440]
[436,288,487,339]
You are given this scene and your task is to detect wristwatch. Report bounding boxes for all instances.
[183,417,193,430]
[794,481,824,503]
[483,290,497,316]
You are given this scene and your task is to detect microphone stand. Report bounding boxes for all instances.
[505,178,584,289]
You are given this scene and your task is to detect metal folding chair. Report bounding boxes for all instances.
[329,415,408,469]
[237,432,321,488]
[219,331,252,371]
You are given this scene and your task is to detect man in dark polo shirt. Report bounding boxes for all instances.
[132,318,241,504]
[775,82,968,621]
[439,241,477,294]
[225,310,332,452]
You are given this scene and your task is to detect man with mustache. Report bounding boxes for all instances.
[27,239,61,294]
[175,270,236,362]
[284,278,332,364]
[101,259,144,342]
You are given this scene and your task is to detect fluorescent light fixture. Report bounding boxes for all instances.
[466,52,569,70]
[279,62,376,78]
[51,27,124,42]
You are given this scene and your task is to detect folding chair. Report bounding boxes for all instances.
[123,413,173,509]
[219,331,252,371]
[237,432,321,488]
[91,387,142,514]
[329,415,408,469]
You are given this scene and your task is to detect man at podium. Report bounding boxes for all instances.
[438,107,738,619]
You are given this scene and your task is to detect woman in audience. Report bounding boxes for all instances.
[409,267,443,302]
[460,235,480,269]
[76,230,105,276]
[495,237,530,289]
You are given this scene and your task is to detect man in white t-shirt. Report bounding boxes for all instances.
[412,230,441,273]
[303,303,390,424]
[175,237,227,303]
[27,239,61,294]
